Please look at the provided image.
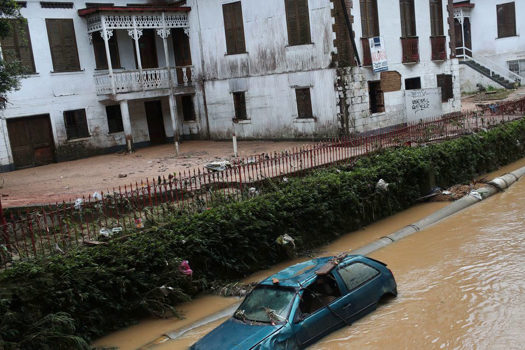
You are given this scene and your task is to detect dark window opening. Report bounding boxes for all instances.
[368,81,385,114]
[46,19,80,72]
[222,2,246,55]
[437,74,453,102]
[429,0,443,36]
[182,95,196,121]
[0,19,36,73]
[285,0,311,46]
[40,2,74,8]
[92,31,120,69]
[106,105,123,133]
[64,109,89,140]
[338,263,379,291]
[233,91,247,120]
[405,77,421,90]
[295,88,313,119]
[297,275,341,319]
[400,0,416,37]
[497,2,516,38]
[16,2,27,8]
[360,0,379,38]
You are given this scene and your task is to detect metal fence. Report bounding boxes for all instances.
[1,97,525,267]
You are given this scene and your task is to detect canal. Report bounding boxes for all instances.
[94,159,525,349]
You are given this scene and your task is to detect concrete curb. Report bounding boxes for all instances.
[352,165,525,256]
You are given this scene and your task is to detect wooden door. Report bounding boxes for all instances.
[135,29,158,69]
[7,115,55,169]
[172,28,192,84]
[144,100,166,144]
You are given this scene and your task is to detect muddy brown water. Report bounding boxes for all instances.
[94,158,525,349]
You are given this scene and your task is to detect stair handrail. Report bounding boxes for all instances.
[457,46,522,85]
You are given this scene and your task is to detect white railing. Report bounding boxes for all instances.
[95,66,195,95]
[457,46,522,86]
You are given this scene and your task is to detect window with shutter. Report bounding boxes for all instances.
[295,88,313,119]
[0,19,36,73]
[222,2,246,55]
[64,109,90,139]
[400,0,416,38]
[360,0,379,38]
[437,74,453,102]
[285,0,312,46]
[92,32,120,70]
[233,92,247,120]
[497,2,516,38]
[46,19,80,72]
[106,105,123,133]
[429,0,443,36]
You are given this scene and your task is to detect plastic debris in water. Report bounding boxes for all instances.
[179,260,193,277]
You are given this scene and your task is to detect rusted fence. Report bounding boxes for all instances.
[1,97,525,267]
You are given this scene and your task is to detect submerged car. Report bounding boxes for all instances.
[190,254,397,350]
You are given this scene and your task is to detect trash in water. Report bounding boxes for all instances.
[376,179,389,192]
[179,260,193,277]
[205,161,231,172]
[469,191,483,201]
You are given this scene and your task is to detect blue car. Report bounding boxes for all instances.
[190,254,397,350]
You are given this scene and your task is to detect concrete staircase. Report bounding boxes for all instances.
[459,59,520,89]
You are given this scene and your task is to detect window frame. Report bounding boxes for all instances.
[360,0,380,38]
[496,2,516,39]
[368,80,385,114]
[399,0,417,38]
[296,273,343,321]
[45,18,81,72]
[181,95,196,122]
[63,109,90,140]
[336,262,380,293]
[222,1,246,55]
[429,0,444,37]
[284,0,312,46]
[92,31,121,70]
[105,105,124,134]
[405,77,422,90]
[233,91,248,121]
[295,87,314,119]
[0,19,36,74]
[437,73,453,102]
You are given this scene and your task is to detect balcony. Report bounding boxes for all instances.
[94,66,194,96]
[401,37,419,64]
[431,36,447,61]
[361,38,372,66]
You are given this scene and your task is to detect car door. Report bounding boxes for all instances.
[334,262,383,323]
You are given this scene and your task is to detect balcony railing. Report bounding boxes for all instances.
[361,38,372,66]
[401,37,419,64]
[94,66,194,95]
[431,36,447,61]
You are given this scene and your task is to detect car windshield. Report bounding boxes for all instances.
[235,286,295,324]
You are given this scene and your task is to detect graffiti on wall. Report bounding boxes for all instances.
[405,88,443,122]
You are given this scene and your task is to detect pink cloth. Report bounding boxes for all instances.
[179,260,193,277]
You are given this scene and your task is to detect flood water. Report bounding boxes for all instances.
[93,158,525,350]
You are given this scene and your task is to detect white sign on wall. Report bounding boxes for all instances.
[369,37,388,73]
[405,88,443,122]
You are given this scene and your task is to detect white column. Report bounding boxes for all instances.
[168,94,180,155]
[100,16,116,95]
[120,100,133,153]
[129,16,143,90]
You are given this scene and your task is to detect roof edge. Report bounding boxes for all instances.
[78,6,191,17]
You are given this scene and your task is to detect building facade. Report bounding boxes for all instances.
[0,0,461,171]
[453,0,524,92]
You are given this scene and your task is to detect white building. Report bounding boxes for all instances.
[0,0,461,171]
[453,0,524,92]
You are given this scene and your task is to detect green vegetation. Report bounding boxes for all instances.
[1,118,525,349]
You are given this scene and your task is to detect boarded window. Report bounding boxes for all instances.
[360,0,379,38]
[368,81,385,114]
[64,109,89,139]
[285,0,311,46]
[40,2,74,8]
[437,74,453,102]
[405,77,421,90]
[46,19,80,72]
[497,2,516,38]
[222,2,246,55]
[338,263,379,291]
[92,32,120,69]
[400,0,416,37]
[106,105,123,133]
[233,92,247,120]
[182,95,196,121]
[429,0,443,36]
[295,88,313,119]
[0,19,36,73]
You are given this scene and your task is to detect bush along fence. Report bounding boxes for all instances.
[1,116,525,350]
[1,97,525,267]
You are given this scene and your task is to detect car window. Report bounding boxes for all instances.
[338,262,379,291]
[297,275,341,320]
[235,286,295,324]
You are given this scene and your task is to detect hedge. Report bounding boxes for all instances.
[1,118,525,349]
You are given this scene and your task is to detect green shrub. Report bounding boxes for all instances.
[1,118,525,349]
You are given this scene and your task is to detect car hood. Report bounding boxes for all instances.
[190,318,283,350]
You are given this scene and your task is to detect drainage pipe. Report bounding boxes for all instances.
[352,165,525,255]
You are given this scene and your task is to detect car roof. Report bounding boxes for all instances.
[259,255,363,288]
